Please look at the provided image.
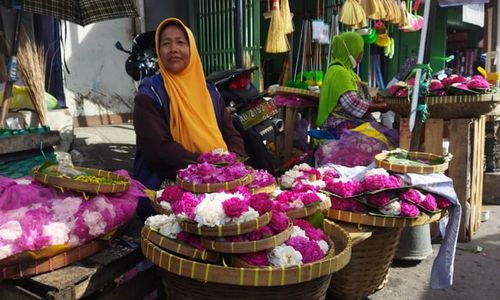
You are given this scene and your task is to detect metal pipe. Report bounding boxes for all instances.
[235,0,243,68]
[0,1,23,128]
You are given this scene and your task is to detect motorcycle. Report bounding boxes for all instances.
[207,67,283,174]
[115,31,158,83]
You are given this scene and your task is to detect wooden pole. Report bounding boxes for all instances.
[409,0,438,152]
[0,2,23,128]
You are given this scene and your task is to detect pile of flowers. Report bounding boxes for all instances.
[325,168,452,218]
[238,219,330,267]
[271,184,331,214]
[388,74,492,98]
[177,150,250,184]
[145,214,203,250]
[246,169,276,191]
[160,186,270,227]
[280,163,323,189]
[0,171,144,260]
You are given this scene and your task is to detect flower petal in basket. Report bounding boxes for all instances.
[141,220,352,287]
[201,221,293,254]
[179,212,272,237]
[325,208,448,228]
[32,165,130,194]
[286,198,332,219]
[142,226,220,263]
[230,236,337,268]
[0,238,110,279]
[176,171,255,193]
[374,151,449,174]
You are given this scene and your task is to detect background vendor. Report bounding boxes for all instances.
[317,31,389,139]
[133,18,246,219]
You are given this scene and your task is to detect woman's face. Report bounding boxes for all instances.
[159,25,190,73]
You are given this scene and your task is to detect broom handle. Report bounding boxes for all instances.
[293,21,304,81]
[271,0,279,10]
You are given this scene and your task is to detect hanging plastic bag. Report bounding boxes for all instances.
[0,84,57,111]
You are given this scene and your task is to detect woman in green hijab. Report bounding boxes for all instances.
[317,31,388,138]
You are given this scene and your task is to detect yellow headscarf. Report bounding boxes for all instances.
[155,18,227,153]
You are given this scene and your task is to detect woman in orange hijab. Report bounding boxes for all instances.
[133,18,246,219]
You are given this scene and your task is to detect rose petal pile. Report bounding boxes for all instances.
[240,219,329,267]
[0,171,144,260]
[197,148,238,165]
[362,168,401,191]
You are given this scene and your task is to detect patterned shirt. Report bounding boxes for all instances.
[339,91,369,118]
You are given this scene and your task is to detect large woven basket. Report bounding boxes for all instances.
[141,220,352,300]
[142,226,220,263]
[176,172,255,193]
[0,238,110,279]
[32,165,130,194]
[384,93,500,118]
[179,212,272,237]
[328,225,403,300]
[200,222,293,254]
[374,151,449,174]
[325,208,447,228]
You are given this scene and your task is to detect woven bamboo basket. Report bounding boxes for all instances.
[274,86,320,101]
[384,93,500,118]
[176,171,255,193]
[247,182,277,194]
[286,199,332,219]
[374,151,449,174]
[142,226,220,263]
[150,198,171,215]
[32,165,130,194]
[179,212,272,237]
[141,220,352,299]
[200,221,293,254]
[325,208,448,228]
[0,238,110,279]
[328,226,403,300]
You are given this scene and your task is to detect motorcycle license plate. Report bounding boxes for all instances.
[236,101,278,130]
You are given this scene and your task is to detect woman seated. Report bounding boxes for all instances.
[133,18,246,219]
[315,32,397,167]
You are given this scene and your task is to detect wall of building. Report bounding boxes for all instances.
[62,18,137,119]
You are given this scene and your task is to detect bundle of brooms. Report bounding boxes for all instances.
[18,32,48,126]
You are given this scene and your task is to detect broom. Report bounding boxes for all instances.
[280,0,294,34]
[265,0,289,53]
[18,32,48,126]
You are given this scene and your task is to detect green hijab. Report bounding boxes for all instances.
[317,32,364,126]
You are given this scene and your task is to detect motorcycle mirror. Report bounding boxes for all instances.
[115,41,131,54]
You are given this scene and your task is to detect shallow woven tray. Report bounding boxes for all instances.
[325,208,447,228]
[200,222,293,254]
[179,212,272,237]
[32,165,130,194]
[141,220,351,287]
[384,93,500,118]
[329,225,403,300]
[248,182,277,194]
[0,238,110,279]
[286,199,332,219]
[142,226,219,263]
[374,151,449,174]
[274,86,320,101]
[176,172,255,193]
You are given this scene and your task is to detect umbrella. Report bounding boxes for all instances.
[0,0,138,26]
[0,0,138,127]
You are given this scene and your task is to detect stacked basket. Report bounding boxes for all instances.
[142,155,353,300]
[323,150,452,300]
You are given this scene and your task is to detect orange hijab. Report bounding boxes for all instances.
[155,18,227,153]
